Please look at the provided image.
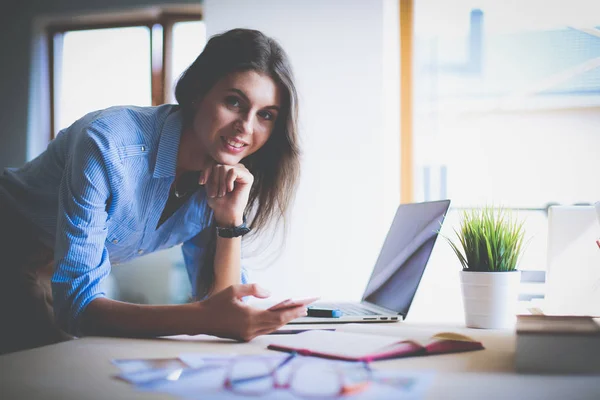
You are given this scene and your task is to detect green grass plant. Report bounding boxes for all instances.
[443,207,526,272]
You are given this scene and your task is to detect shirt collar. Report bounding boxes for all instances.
[153,109,183,178]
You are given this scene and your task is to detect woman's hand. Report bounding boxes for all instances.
[201,163,253,227]
[192,284,308,341]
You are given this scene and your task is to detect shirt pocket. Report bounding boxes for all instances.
[105,218,143,262]
[117,144,149,160]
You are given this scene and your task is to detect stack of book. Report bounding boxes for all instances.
[515,315,600,374]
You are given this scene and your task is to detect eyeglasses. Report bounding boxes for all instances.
[122,352,418,397]
[223,352,372,398]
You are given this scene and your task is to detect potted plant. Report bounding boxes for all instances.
[443,207,526,329]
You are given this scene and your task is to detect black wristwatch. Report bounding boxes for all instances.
[216,218,251,238]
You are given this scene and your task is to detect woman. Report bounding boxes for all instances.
[0,28,305,354]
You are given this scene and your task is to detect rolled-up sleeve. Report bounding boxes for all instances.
[182,229,249,300]
[52,126,114,335]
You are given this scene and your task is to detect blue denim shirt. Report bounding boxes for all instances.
[0,104,247,335]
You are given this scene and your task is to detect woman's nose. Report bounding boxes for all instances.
[236,114,254,135]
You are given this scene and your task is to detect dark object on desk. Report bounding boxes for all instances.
[307,308,342,318]
[515,315,600,374]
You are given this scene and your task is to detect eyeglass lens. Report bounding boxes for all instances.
[228,359,274,395]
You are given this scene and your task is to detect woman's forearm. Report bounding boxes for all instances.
[211,236,242,294]
[80,235,244,337]
[80,297,206,337]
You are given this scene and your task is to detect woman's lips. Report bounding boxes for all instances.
[220,136,247,154]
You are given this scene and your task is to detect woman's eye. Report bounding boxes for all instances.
[258,110,274,121]
[225,96,241,108]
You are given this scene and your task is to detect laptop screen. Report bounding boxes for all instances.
[362,200,451,318]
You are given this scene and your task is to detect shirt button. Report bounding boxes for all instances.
[112,239,119,244]
[137,249,144,255]
[141,145,146,152]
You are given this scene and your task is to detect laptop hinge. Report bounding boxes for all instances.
[363,300,402,316]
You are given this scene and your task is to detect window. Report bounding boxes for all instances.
[169,21,206,103]
[49,12,204,137]
[53,26,152,132]
[408,0,599,322]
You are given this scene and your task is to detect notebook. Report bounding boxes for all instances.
[266,328,483,362]
[290,200,451,324]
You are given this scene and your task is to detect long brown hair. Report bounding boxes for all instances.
[175,28,300,299]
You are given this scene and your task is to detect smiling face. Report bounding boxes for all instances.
[187,70,282,168]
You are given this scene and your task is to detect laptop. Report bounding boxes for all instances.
[290,199,451,324]
[544,205,600,316]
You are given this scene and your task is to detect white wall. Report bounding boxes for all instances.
[204,0,401,302]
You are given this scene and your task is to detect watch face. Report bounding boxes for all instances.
[216,228,231,238]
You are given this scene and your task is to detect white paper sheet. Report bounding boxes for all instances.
[266,329,406,359]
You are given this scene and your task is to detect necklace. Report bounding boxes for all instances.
[172,170,202,199]
[173,180,188,199]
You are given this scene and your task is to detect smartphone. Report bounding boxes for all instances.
[267,297,320,311]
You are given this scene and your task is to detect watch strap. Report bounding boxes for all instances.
[216,218,251,238]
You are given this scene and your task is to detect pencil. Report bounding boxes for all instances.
[267,328,336,335]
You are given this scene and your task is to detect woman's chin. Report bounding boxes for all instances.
[213,152,242,166]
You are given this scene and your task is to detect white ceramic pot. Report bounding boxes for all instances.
[460,270,521,329]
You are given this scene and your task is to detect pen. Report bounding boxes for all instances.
[307,308,342,318]
[267,328,336,335]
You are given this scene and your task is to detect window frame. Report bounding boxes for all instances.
[47,10,202,139]
[400,0,415,204]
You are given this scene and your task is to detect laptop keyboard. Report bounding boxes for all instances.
[312,303,380,316]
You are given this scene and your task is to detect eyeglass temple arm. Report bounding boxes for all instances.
[228,352,298,386]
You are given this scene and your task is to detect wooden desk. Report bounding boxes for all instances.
[1,323,598,399]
